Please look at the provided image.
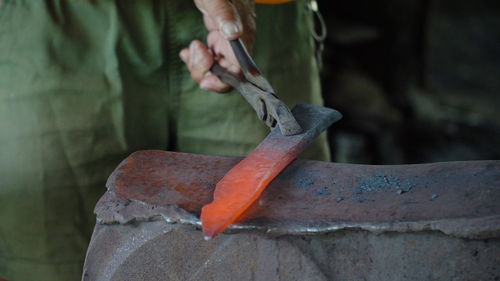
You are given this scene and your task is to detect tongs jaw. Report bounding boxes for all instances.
[210,39,303,136]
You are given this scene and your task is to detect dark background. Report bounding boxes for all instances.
[317,0,500,164]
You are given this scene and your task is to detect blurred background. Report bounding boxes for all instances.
[316,0,500,164]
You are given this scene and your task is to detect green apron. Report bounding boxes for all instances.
[0,1,328,280]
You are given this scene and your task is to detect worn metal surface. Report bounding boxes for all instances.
[107,150,500,239]
[83,218,500,281]
[84,151,500,280]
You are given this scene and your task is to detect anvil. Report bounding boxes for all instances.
[83,150,500,280]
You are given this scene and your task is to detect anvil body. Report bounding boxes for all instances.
[82,151,500,280]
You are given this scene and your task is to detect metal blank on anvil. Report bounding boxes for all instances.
[200,104,341,239]
[103,150,500,239]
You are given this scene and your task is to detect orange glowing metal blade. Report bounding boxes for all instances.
[201,104,342,239]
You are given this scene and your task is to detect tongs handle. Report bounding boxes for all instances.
[210,39,303,136]
[229,39,275,94]
[229,39,261,78]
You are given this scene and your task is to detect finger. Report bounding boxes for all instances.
[180,46,231,93]
[200,74,232,93]
[196,0,242,40]
[203,14,218,32]
[187,40,214,83]
[179,48,189,64]
[230,0,256,47]
[207,31,240,73]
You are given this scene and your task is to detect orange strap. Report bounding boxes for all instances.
[254,0,295,4]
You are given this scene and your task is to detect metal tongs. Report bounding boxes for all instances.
[210,39,303,136]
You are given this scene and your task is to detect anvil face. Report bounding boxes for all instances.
[103,150,500,238]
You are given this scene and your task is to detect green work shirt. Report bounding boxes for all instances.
[0,0,329,280]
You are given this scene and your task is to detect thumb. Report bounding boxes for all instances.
[196,0,242,40]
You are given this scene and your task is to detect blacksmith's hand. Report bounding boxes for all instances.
[179,0,255,93]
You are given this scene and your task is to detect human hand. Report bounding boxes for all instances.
[179,0,255,93]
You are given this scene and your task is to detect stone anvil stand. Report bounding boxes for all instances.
[82,150,500,281]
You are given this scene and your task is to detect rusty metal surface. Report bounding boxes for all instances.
[105,150,500,239]
[84,151,500,280]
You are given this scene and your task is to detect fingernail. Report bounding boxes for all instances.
[222,22,239,36]
[228,64,240,74]
[200,81,210,91]
[190,45,200,67]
